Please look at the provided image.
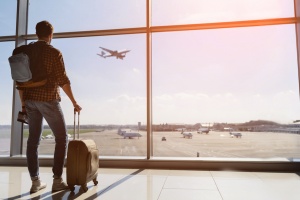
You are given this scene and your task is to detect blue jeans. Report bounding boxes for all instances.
[25,100,68,178]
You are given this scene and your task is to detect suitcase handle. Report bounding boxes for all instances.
[73,109,80,140]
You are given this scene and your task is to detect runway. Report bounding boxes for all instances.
[24,130,300,159]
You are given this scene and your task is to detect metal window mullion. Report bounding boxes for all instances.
[295,0,300,100]
[9,17,294,41]
[146,0,153,159]
[10,0,29,156]
[151,17,296,33]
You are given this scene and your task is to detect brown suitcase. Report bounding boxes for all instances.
[66,111,99,192]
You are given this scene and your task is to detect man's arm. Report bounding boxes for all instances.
[61,83,82,112]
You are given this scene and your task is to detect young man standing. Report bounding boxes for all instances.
[17,20,81,193]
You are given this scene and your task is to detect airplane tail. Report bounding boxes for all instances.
[97,51,106,58]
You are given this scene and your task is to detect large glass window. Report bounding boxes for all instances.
[0,42,15,156]
[1,1,300,163]
[152,0,295,26]
[28,0,146,33]
[22,35,147,157]
[0,0,17,36]
[152,24,300,158]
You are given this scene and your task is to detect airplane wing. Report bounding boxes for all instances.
[99,47,114,54]
[119,50,130,54]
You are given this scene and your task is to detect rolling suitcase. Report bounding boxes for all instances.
[66,110,99,192]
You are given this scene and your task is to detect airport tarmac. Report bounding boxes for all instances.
[25,130,300,159]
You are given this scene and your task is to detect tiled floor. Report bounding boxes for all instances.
[1,166,300,200]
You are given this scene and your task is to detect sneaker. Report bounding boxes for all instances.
[30,178,47,193]
[52,177,69,192]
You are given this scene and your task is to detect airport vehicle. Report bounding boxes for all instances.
[230,132,242,138]
[182,132,193,139]
[98,47,130,59]
[197,128,210,134]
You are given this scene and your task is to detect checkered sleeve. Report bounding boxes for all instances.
[53,51,70,87]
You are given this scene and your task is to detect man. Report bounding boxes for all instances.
[17,20,81,193]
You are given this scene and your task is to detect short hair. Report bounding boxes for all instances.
[36,21,53,38]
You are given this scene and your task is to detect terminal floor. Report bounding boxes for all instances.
[1,166,300,200]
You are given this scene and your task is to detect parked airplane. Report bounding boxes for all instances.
[229,132,242,138]
[98,47,130,59]
[182,132,193,139]
[197,128,210,134]
[118,128,141,139]
[45,134,54,139]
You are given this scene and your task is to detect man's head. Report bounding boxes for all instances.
[36,21,53,42]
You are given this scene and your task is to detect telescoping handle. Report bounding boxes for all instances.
[73,109,80,140]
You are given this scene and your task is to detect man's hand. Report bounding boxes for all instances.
[22,106,27,114]
[73,103,82,113]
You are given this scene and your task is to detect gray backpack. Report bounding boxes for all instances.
[9,53,32,82]
[8,42,48,89]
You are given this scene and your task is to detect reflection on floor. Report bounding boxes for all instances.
[1,166,300,200]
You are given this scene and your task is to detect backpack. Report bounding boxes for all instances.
[8,42,48,89]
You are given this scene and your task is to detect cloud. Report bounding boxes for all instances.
[153,90,300,124]
[132,68,140,73]
[107,94,144,104]
[59,90,300,125]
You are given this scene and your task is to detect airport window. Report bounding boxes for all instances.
[152,24,300,158]
[27,0,146,33]
[22,35,147,157]
[0,0,17,36]
[152,0,295,26]
[0,42,15,156]
[1,1,300,166]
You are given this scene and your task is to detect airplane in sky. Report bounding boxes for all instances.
[97,47,130,60]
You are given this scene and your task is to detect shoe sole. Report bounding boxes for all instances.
[30,185,47,193]
[52,187,69,192]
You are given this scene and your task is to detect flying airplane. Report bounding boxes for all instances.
[97,47,130,60]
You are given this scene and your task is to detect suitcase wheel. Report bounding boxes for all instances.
[81,184,88,192]
[93,178,98,185]
[69,185,75,192]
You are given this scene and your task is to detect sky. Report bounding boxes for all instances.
[1,0,300,126]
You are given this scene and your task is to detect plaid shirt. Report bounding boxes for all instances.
[23,41,70,102]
